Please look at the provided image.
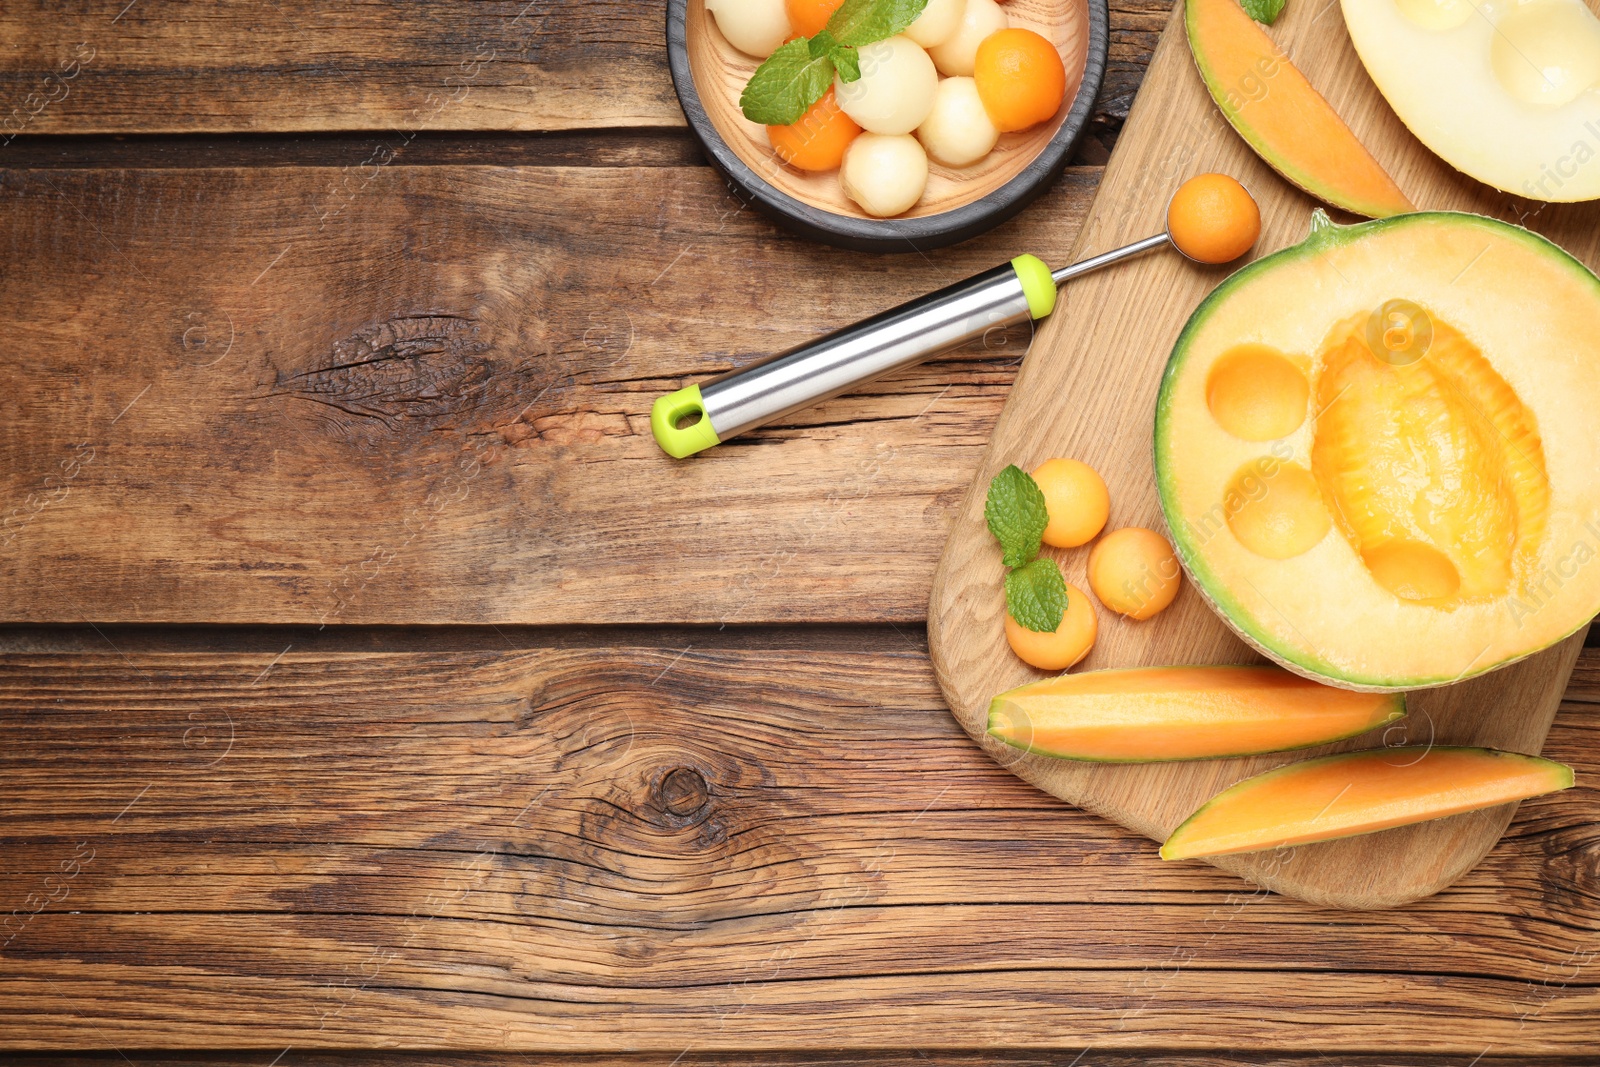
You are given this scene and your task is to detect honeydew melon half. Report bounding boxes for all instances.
[1155,210,1600,691]
[1342,0,1600,201]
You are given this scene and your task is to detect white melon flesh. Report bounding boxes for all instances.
[1342,0,1600,201]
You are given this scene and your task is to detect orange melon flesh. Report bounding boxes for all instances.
[1313,316,1550,605]
[1184,0,1414,219]
[988,665,1405,762]
[1161,747,1574,860]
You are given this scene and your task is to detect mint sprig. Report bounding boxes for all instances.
[826,0,930,45]
[1239,0,1286,23]
[1005,559,1069,634]
[985,464,1067,634]
[985,464,1048,568]
[739,0,926,125]
[740,38,839,126]
[832,44,862,83]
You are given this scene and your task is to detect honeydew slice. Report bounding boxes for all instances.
[1343,0,1600,201]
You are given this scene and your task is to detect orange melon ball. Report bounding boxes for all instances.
[1032,457,1110,549]
[1006,581,1098,671]
[785,0,845,38]
[768,88,862,171]
[973,28,1068,133]
[1088,527,1182,620]
[1165,173,1261,265]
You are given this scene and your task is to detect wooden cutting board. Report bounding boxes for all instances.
[928,0,1599,909]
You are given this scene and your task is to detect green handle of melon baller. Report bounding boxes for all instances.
[652,239,1172,459]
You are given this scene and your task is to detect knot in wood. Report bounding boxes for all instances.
[658,766,710,819]
[289,314,493,421]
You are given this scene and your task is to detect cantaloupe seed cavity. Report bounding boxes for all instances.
[1365,298,1432,366]
[1312,304,1549,607]
[1205,344,1309,441]
[1224,461,1331,560]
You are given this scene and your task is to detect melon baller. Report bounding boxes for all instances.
[650,175,1260,459]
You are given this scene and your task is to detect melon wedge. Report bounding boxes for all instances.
[988,665,1404,762]
[1161,746,1574,860]
[1185,0,1414,218]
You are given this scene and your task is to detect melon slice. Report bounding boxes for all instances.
[1343,0,1600,202]
[1156,210,1600,689]
[988,665,1404,762]
[1161,746,1574,859]
[1185,0,1414,218]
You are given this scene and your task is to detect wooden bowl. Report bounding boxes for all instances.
[667,0,1108,252]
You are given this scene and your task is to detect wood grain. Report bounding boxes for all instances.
[0,1,680,136]
[685,0,1090,221]
[928,0,1600,907]
[10,1057,1600,1067]
[3,0,1595,1055]
[0,163,1103,626]
[0,643,1595,1051]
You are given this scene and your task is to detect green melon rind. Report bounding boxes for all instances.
[1154,210,1600,691]
[985,668,1407,763]
[1159,746,1575,860]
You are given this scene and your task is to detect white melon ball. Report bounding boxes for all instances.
[834,35,939,135]
[917,76,999,166]
[928,0,1009,76]
[706,0,791,59]
[841,133,929,217]
[904,0,966,48]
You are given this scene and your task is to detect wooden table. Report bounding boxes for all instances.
[0,2,1595,1063]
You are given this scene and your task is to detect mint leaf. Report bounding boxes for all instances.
[1005,559,1067,633]
[740,37,836,126]
[832,44,861,83]
[740,0,927,123]
[826,0,929,46]
[1238,0,1286,23]
[985,464,1049,569]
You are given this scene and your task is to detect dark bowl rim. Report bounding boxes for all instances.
[666,0,1110,253]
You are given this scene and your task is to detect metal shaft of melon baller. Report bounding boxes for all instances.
[649,237,1173,459]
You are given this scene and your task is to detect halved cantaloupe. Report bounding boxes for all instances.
[1185,0,1414,218]
[1156,210,1600,689]
[1161,746,1574,859]
[988,665,1404,762]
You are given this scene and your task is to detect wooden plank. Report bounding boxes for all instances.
[0,163,1100,625]
[0,131,708,171]
[928,0,1600,907]
[0,0,1161,139]
[0,644,1595,1051]
[0,1,678,136]
[8,1057,1600,1067]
